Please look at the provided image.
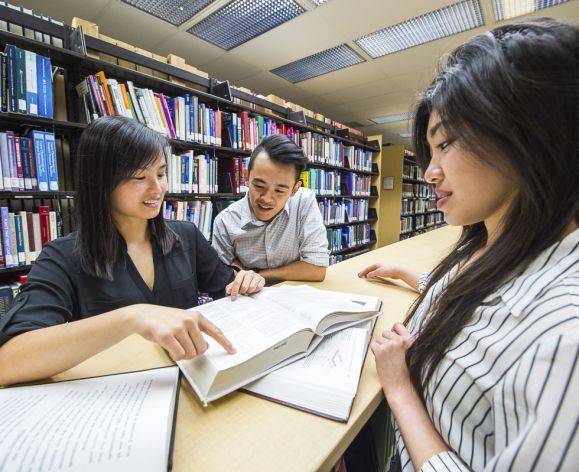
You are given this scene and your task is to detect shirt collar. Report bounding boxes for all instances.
[239,193,291,229]
[493,227,579,317]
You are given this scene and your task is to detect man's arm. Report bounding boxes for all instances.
[259,260,326,283]
[211,214,236,265]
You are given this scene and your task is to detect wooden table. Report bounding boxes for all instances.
[53,225,460,472]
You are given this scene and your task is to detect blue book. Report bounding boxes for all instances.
[30,130,48,191]
[14,214,25,266]
[183,153,190,193]
[15,46,27,114]
[36,54,53,118]
[25,50,38,116]
[43,131,59,191]
[19,136,32,190]
[1,207,13,268]
[6,44,17,113]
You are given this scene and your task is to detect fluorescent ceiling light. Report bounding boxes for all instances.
[309,0,330,4]
[271,44,365,83]
[188,0,304,50]
[493,0,570,21]
[399,132,414,138]
[355,0,484,58]
[369,112,415,124]
[122,0,215,26]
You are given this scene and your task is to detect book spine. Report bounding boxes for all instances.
[26,137,38,190]
[6,131,19,191]
[13,136,24,190]
[25,211,35,261]
[25,50,38,115]
[87,75,105,117]
[15,46,27,113]
[6,45,17,113]
[14,214,25,266]
[0,52,6,113]
[0,132,10,190]
[37,205,50,245]
[1,207,12,268]
[19,136,32,190]
[37,54,53,118]
[8,212,17,267]
[43,131,59,191]
[31,130,48,191]
[49,211,57,240]
[32,212,41,256]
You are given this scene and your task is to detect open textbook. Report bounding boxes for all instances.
[243,320,374,422]
[178,285,381,405]
[0,367,180,472]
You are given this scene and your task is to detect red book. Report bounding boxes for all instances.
[37,206,50,246]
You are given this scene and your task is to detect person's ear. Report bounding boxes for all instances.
[291,180,302,196]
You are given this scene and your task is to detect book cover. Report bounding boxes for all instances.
[25,210,36,261]
[43,131,59,191]
[25,50,38,115]
[37,205,50,245]
[15,46,27,114]
[8,212,18,268]
[0,207,13,268]
[6,131,19,191]
[36,54,52,118]
[14,213,26,266]
[19,136,32,191]
[0,284,13,317]
[13,136,25,191]
[94,71,115,116]
[30,130,48,191]
[6,44,17,113]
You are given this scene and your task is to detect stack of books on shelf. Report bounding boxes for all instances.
[1,44,53,118]
[163,200,213,240]
[0,130,59,192]
[400,156,445,240]
[327,223,372,254]
[318,198,370,226]
[0,205,62,269]
[77,72,224,146]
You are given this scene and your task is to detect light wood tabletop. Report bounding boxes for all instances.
[53,225,460,472]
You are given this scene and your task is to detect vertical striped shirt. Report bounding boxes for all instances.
[397,227,579,471]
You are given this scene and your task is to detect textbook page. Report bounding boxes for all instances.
[0,367,179,472]
[193,293,309,371]
[244,321,373,421]
[260,285,381,334]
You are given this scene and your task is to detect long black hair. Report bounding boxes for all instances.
[74,115,177,280]
[405,18,579,397]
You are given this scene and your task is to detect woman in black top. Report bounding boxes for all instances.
[0,115,265,385]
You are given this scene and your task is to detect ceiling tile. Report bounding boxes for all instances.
[20,0,111,24]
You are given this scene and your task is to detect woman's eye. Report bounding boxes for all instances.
[133,176,146,181]
[438,140,453,151]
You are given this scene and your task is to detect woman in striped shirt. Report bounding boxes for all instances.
[359,18,578,471]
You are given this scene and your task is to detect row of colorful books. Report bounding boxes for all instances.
[0,130,59,192]
[300,169,373,197]
[163,200,213,241]
[327,223,372,253]
[0,206,61,269]
[166,153,249,195]
[403,161,425,181]
[75,72,374,172]
[77,72,224,146]
[401,197,438,215]
[318,198,370,226]
[402,182,435,199]
[1,44,53,117]
[300,132,373,172]
[400,212,444,234]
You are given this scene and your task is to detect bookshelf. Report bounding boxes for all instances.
[0,5,381,285]
[400,153,445,240]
